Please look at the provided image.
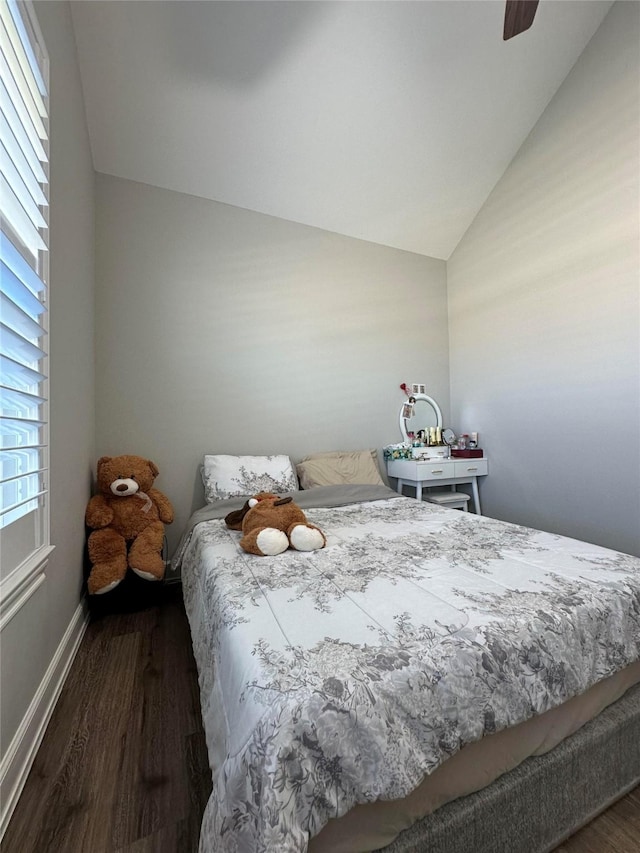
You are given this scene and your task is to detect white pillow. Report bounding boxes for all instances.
[202,454,298,502]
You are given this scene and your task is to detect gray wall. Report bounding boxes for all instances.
[95,175,449,551]
[43,2,95,650]
[447,1,640,556]
[1,0,95,778]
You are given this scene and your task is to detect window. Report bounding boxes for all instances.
[0,0,50,582]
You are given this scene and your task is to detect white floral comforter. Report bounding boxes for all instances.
[176,486,640,853]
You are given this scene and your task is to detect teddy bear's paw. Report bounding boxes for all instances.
[129,552,165,581]
[289,524,326,552]
[130,567,163,582]
[90,578,123,595]
[255,528,289,556]
[87,556,128,595]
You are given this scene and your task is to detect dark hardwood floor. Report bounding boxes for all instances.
[2,587,211,853]
[2,588,638,852]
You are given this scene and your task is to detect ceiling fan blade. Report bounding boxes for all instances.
[503,0,540,40]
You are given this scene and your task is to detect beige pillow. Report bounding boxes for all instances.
[296,450,384,489]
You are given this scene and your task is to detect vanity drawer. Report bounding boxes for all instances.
[414,461,456,480]
[453,459,488,477]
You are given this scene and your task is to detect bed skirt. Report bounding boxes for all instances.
[380,681,640,853]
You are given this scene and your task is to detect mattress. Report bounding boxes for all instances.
[174,484,640,853]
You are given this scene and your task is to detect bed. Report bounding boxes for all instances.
[173,470,640,853]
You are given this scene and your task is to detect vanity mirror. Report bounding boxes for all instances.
[442,427,456,446]
[399,393,443,443]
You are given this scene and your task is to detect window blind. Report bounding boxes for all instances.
[0,0,49,536]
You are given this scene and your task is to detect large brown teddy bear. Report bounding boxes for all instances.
[225,493,326,556]
[85,455,174,595]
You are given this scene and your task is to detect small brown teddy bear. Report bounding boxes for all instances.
[225,493,326,556]
[85,454,174,594]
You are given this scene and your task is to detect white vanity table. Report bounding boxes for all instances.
[388,389,488,514]
[386,457,488,514]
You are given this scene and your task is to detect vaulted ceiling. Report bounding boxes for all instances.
[70,0,613,259]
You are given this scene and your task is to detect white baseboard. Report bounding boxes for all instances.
[0,599,89,840]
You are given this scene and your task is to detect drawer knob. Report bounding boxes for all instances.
[432,469,444,474]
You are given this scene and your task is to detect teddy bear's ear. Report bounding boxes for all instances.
[97,456,111,471]
[225,500,251,530]
[148,460,159,478]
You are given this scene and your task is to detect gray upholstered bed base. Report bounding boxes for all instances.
[381,682,640,853]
